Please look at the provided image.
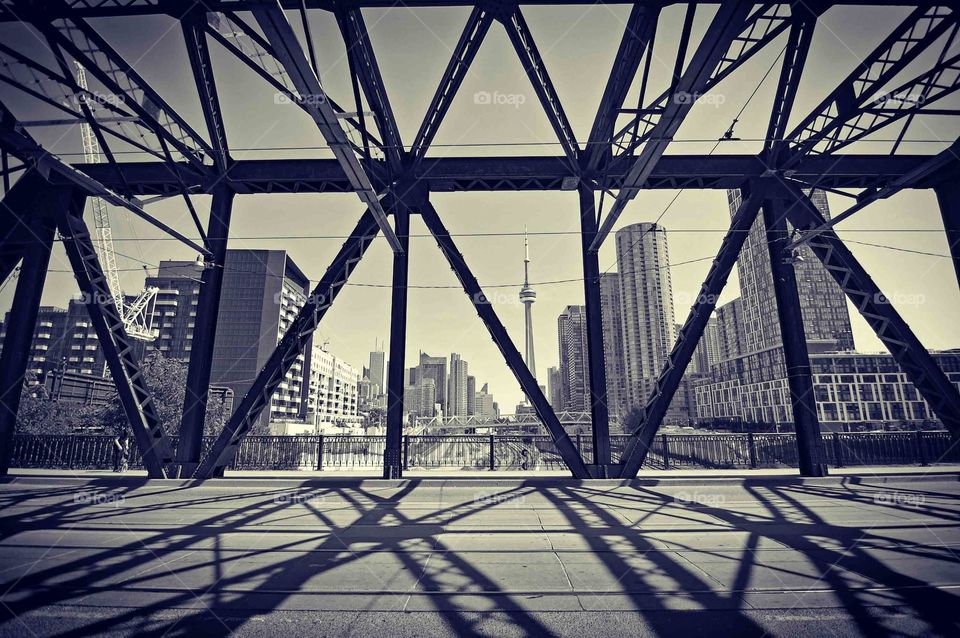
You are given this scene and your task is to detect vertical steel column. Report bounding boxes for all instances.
[934,180,960,291]
[578,185,611,472]
[177,186,234,473]
[0,213,55,475]
[384,207,410,479]
[763,196,827,477]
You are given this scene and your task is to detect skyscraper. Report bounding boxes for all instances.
[557,305,590,412]
[368,346,385,397]
[691,317,722,375]
[715,298,746,362]
[418,352,447,408]
[728,188,854,354]
[446,353,469,417]
[615,223,677,409]
[466,375,476,416]
[518,230,537,378]
[547,366,563,409]
[599,272,628,417]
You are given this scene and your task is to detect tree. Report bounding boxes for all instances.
[364,407,386,431]
[15,384,89,435]
[94,352,228,437]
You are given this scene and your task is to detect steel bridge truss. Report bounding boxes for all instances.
[0,1,958,479]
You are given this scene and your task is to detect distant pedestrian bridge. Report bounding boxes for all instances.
[415,412,621,433]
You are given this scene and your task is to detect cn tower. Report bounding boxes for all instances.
[519,229,537,378]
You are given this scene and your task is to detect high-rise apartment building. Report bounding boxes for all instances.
[301,343,360,432]
[715,298,746,362]
[615,222,677,408]
[598,272,628,417]
[691,317,722,375]
[447,353,470,417]
[209,250,313,430]
[1,301,106,381]
[728,188,854,354]
[557,305,590,412]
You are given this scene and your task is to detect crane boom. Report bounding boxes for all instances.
[75,63,158,342]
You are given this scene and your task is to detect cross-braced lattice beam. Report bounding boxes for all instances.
[784,5,957,163]
[498,5,580,168]
[779,182,960,435]
[591,0,755,251]
[194,208,382,478]
[250,1,401,252]
[57,190,176,478]
[410,6,493,168]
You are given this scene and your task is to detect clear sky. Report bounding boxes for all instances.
[2,4,958,412]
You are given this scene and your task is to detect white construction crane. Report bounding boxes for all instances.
[75,63,159,341]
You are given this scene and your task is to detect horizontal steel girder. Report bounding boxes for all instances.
[61,154,945,196]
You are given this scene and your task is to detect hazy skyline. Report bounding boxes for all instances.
[1,4,957,411]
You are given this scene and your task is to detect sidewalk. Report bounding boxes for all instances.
[6,464,959,487]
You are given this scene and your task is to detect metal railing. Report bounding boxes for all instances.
[7,431,957,472]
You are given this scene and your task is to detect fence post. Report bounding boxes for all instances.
[489,434,495,471]
[915,430,928,467]
[402,435,410,471]
[661,434,670,470]
[833,433,844,468]
[316,435,324,471]
[747,432,757,469]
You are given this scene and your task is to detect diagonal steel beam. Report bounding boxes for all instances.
[251,1,401,252]
[762,5,817,163]
[58,190,176,478]
[778,182,960,435]
[620,180,768,477]
[590,0,753,252]
[498,5,580,168]
[583,3,658,173]
[194,208,382,478]
[410,6,493,168]
[419,199,589,478]
[336,8,404,173]
[182,8,230,173]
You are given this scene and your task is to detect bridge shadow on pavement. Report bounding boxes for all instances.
[0,475,957,636]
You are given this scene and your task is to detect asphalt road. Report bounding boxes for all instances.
[0,473,958,637]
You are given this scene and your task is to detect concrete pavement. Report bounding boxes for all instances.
[0,472,958,636]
